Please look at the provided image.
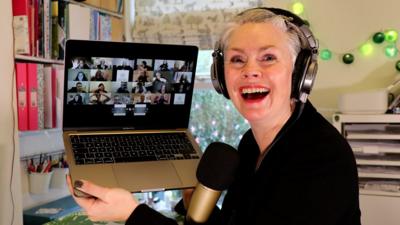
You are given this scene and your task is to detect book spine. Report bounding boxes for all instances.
[36,0,44,57]
[43,65,53,128]
[99,13,111,41]
[36,63,45,129]
[12,0,32,55]
[51,0,59,59]
[43,0,51,59]
[51,66,57,128]
[57,0,66,59]
[29,0,35,56]
[15,63,29,131]
[13,16,31,55]
[27,63,39,130]
[55,65,64,128]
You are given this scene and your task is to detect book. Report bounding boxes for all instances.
[27,63,39,130]
[51,0,59,59]
[111,16,123,41]
[15,63,29,131]
[13,16,31,54]
[23,196,81,225]
[36,63,45,129]
[12,0,33,55]
[90,9,99,40]
[54,65,64,128]
[33,0,40,57]
[57,0,67,59]
[67,3,91,40]
[43,0,52,59]
[51,66,57,127]
[43,65,53,128]
[99,13,111,41]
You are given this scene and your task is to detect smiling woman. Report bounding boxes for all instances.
[65,7,361,225]
[223,22,295,128]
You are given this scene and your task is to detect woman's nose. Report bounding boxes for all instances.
[241,60,262,79]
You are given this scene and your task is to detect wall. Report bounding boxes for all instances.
[264,0,400,118]
[0,0,23,225]
[133,0,400,118]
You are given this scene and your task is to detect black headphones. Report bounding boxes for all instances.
[210,7,319,103]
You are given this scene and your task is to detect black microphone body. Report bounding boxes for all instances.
[186,142,240,224]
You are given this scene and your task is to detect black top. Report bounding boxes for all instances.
[126,101,361,225]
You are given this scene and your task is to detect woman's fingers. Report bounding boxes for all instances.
[75,179,109,200]
[66,175,96,209]
[182,188,195,210]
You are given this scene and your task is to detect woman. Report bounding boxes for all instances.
[90,83,110,104]
[68,94,83,105]
[91,70,106,81]
[67,7,360,225]
[74,71,88,81]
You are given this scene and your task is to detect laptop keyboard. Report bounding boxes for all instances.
[69,133,200,165]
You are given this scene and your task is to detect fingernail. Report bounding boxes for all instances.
[74,180,83,188]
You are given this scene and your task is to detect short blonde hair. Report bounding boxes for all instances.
[218,8,303,65]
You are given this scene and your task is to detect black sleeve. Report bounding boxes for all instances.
[125,204,178,225]
[174,200,223,225]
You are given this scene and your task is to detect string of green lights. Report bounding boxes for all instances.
[290,1,400,71]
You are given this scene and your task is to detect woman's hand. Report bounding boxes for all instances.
[182,188,195,210]
[66,175,138,222]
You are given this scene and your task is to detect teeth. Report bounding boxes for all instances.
[241,87,268,94]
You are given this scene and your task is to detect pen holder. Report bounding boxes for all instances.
[29,172,53,194]
[50,168,69,189]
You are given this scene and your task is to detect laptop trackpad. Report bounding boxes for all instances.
[113,161,182,192]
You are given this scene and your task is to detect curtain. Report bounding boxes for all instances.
[131,0,262,49]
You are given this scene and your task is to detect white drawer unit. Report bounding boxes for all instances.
[333,113,400,225]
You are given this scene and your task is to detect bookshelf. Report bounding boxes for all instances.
[15,0,128,155]
[15,54,64,65]
[64,0,124,18]
[12,0,129,211]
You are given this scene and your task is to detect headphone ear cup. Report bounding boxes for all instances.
[291,49,312,101]
[211,50,230,99]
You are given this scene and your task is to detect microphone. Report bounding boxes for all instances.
[186,142,240,224]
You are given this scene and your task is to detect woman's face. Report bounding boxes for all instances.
[78,72,84,80]
[224,22,294,124]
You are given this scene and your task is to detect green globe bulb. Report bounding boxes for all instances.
[372,32,385,44]
[320,49,332,60]
[385,30,398,43]
[360,43,374,56]
[292,2,304,15]
[385,44,398,58]
[342,53,354,64]
[396,60,400,72]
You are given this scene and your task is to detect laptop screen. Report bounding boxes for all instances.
[63,40,199,130]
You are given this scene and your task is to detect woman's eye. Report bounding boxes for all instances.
[261,54,276,62]
[229,56,245,64]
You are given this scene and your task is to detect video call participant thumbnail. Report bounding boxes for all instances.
[68,82,87,93]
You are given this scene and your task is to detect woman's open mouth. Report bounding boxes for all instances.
[240,87,270,100]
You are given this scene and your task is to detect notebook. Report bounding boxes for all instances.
[63,40,201,193]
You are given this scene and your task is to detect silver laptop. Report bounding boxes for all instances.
[63,40,201,193]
